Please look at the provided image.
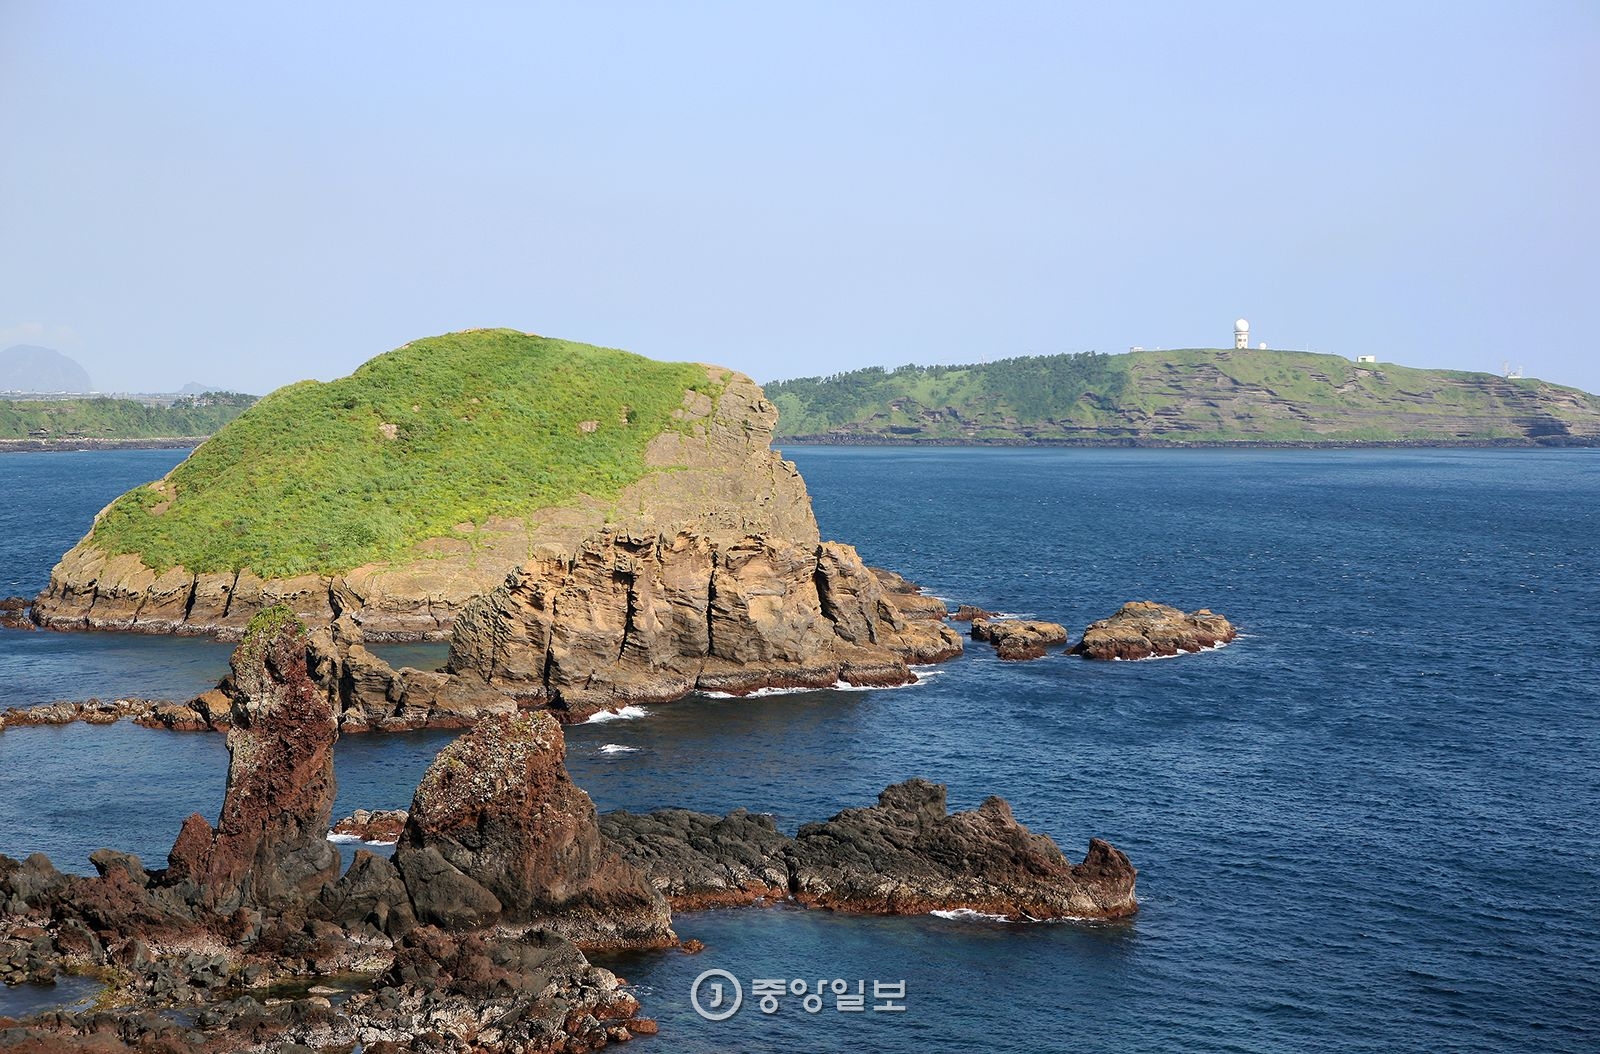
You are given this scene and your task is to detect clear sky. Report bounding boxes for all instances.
[2,1,1596,395]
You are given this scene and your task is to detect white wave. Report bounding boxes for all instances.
[831,669,938,692]
[700,685,819,699]
[584,705,650,723]
[931,908,1014,922]
[597,744,640,755]
[327,833,399,847]
[1110,639,1231,662]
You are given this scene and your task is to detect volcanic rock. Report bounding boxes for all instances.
[447,530,963,721]
[393,711,675,949]
[971,617,1070,660]
[330,809,408,844]
[1069,600,1237,660]
[786,779,1137,919]
[599,808,792,908]
[601,779,1138,921]
[164,608,341,914]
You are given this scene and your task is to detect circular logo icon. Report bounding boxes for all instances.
[690,968,743,1021]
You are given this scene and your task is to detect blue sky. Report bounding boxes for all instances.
[2,1,1596,394]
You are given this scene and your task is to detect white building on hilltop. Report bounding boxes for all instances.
[1234,318,1250,349]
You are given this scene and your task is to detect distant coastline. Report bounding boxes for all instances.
[0,437,205,454]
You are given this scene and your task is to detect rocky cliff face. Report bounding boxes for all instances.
[445,530,962,721]
[32,365,821,640]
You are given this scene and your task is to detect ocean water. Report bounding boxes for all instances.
[1,446,1598,1051]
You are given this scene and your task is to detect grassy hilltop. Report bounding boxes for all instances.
[88,330,716,578]
[767,348,1600,446]
[0,393,256,441]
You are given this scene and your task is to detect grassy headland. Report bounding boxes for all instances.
[767,348,1600,446]
[88,329,715,578]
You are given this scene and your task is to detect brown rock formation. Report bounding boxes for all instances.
[164,609,341,914]
[1069,601,1238,660]
[33,367,820,640]
[447,530,962,721]
[331,809,409,844]
[601,779,1138,921]
[393,711,676,949]
[971,617,1070,660]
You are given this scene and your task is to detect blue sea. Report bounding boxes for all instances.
[1,446,1597,1052]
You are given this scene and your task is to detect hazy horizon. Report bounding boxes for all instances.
[3,3,1596,395]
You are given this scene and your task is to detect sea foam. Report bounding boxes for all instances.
[584,705,650,723]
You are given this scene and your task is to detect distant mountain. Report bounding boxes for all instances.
[180,381,224,395]
[0,345,92,393]
[766,348,1600,446]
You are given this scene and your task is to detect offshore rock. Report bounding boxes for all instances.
[330,809,409,844]
[165,608,341,914]
[971,617,1070,660]
[787,779,1137,919]
[1069,600,1237,660]
[599,808,793,909]
[393,712,676,949]
[602,779,1138,921]
[447,530,963,721]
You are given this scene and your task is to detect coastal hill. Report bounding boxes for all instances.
[0,344,92,393]
[32,329,824,639]
[766,348,1600,446]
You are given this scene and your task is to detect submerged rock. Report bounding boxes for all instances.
[1069,601,1237,660]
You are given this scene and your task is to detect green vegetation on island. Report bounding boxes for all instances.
[0,393,257,441]
[89,329,717,578]
[767,348,1600,446]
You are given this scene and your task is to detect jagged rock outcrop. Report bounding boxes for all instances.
[602,779,1138,921]
[32,358,823,641]
[598,809,794,909]
[392,711,676,950]
[971,617,1070,660]
[446,530,963,721]
[164,609,341,915]
[307,614,517,733]
[1069,601,1237,660]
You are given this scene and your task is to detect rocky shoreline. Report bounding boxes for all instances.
[0,608,1136,1051]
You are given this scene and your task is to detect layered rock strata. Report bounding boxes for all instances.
[446,530,963,721]
[1069,601,1237,660]
[601,778,1138,921]
[32,366,820,640]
